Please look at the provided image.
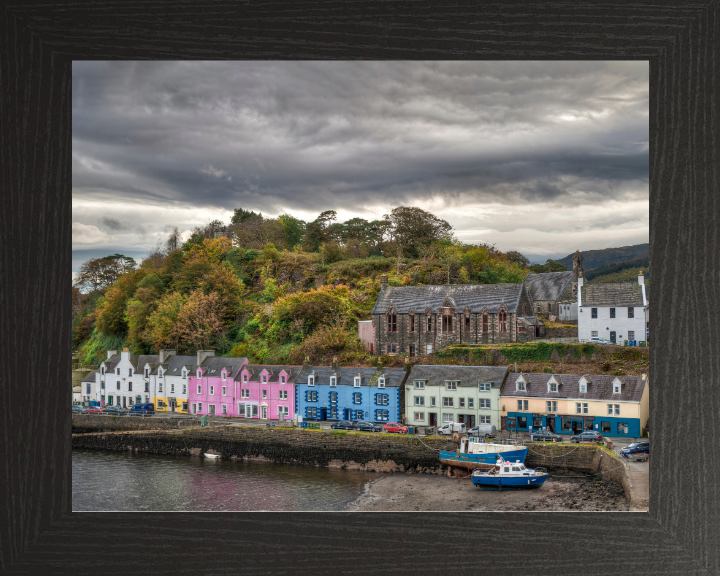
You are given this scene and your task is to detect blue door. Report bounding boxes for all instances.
[610,331,616,343]
[320,408,327,421]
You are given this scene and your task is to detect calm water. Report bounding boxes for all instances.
[72,449,381,511]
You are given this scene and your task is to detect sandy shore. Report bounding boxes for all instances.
[346,474,629,512]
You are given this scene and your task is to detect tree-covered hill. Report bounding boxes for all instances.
[556,243,649,271]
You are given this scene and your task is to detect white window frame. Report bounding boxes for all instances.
[516,381,526,391]
[576,402,582,414]
[354,392,362,404]
[222,404,227,415]
[222,371,227,381]
[443,397,454,407]
[210,386,214,396]
[414,396,424,406]
[378,377,385,388]
[445,381,458,391]
[182,384,187,394]
[468,398,474,408]
[308,376,315,387]
[591,330,598,338]
[197,385,202,394]
[579,381,587,393]
[442,413,453,423]
[547,400,557,412]
[613,383,621,393]
[241,389,249,399]
[222,386,226,396]
[330,376,336,386]
[354,377,361,387]
[279,390,287,400]
[414,412,425,421]
[197,370,202,378]
[281,376,286,384]
[430,397,436,407]
[413,381,425,390]
[158,382,163,393]
[171,384,175,393]
[198,402,203,413]
[583,403,588,414]
[479,399,491,409]
[548,382,558,393]
[479,382,491,391]
[262,375,268,384]
[243,373,248,383]
[614,404,620,415]
[479,416,490,424]
[238,403,245,417]
[426,344,433,354]
[262,389,267,399]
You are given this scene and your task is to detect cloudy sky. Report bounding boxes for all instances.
[72,61,648,273]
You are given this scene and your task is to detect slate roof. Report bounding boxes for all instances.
[502,372,647,403]
[372,284,525,315]
[201,356,249,379]
[241,364,302,383]
[407,365,509,388]
[130,354,160,370]
[101,355,121,372]
[161,355,199,376]
[581,282,644,307]
[81,370,98,383]
[524,271,573,302]
[296,366,408,388]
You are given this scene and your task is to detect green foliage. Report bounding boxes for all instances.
[278,214,306,248]
[77,329,126,365]
[528,259,568,274]
[438,342,596,364]
[231,207,259,224]
[95,269,147,336]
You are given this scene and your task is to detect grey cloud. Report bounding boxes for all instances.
[101,217,127,231]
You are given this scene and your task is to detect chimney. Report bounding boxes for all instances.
[380,275,388,290]
[404,358,411,371]
[196,350,215,367]
[159,349,176,363]
[577,271,584,307]
[107,350,117,360]
[303,356,310,370]
[332,356,338,371]
[638,270,648,306]
[121,347,131,361]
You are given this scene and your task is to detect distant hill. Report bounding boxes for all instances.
[584,257,650,281]
[556,243,649,271]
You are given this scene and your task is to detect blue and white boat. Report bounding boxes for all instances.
[439,437,528,472]
[471,456,549,490]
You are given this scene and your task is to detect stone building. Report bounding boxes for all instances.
[371,276,536,357]
[524,250,584,321]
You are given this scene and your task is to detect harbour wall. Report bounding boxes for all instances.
[72,414,201,433]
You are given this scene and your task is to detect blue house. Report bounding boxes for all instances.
[295,363,409,423]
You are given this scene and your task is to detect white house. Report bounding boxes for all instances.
[578,272,648,344]
[97,348,159,408]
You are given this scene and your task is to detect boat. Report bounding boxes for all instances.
[439,436,528,472]
[204,453,221,459]
[471,456,549,490]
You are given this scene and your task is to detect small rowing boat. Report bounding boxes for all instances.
[204,453,221,459]
[472,456,549,490]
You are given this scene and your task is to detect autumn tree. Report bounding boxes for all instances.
[505,250,530,269]
[165,227,181,252]
[73,255,137,292]
[94,268,147,336]
[228,214,286,249]
[382,206,454,259]
[278,214,306,248]
[303,210,337,252]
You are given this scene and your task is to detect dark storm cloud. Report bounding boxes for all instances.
[72,61,648,259]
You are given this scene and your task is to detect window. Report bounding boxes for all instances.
[479,416,490,424]
[182,402,188,412]
[479,399,491,409]
[618,422,629,434]
[414,412,425,421]
[426,344,433,354]
[387,312,397,332]
[482,312,488,332]
[158,382,162,393]
[591,331,598,338]
[262,375,267,384]
[464,314,470,332]
[182,384,186,394]
[355,410,364,421]
[330,376,336,386]
[426,315,432,332]
[430,397,436,407]
[517,399,528,411]
[576,402,582,414]
[610,307,616,318]
[129,368,133,377]
[614,404,620,415]
[608,404,620,415]
[376,394,388,405]
[591,308,597,318]
[517,416,527,429]
[222,386,226,396]
[101,367,105,375]
[446,382,457,391]
[414,396,425,406]
[579,381,587,393]
[628,331,635,340]
[459,398,465,408]
[144,368,148,377]
[376,410,389,421]
[408,344,415,357]
[116,368,120,375]
[354,377,361,387]
[468,398,474,408]
[222,404,227,415]
[241,389,249,399]
[409,315,415,332]
[262,390,267,399]
[306,390,318,402]
[210,386,214,395]
[478,382,491,391]
[413,381,425,390]
[281,376,286,384]
[548,382,558,393]
[197,370,202,378]
[128,382,132,392]
[279,390,288,400]
[222,371,226,381]
[198,402,203,413]
[442,314,453,332]
[329,391,338,402]
[171,384,175,393]
[197,385,202,394]
[308,376,315,386]
[102,381,105,390]
[238,403,245,417]
[443,397,454,407]
[613,381,621,394]
[87,384,91,394]
[144,382,148,392]
[499,310,507,332]
[378,377,385,388]
[516,381,526,391]
[582,403,588,414]
[243,374,248,383]
[442,414,453,423]
[601,421,611,433]
[386,343,397,354]
[354,393,362,404]
[306,407,318,418]
[252,405,258,417]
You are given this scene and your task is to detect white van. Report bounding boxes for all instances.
[437,422,466,435]
[468,424,497,438]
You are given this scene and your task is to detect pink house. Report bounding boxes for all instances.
[189,356,248,417]
[235,365,301,421]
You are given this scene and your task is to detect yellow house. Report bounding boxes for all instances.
[501,372,648,438]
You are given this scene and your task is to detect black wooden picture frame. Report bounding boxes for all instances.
[2,2,717,574]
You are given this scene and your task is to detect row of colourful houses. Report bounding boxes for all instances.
[81,348,648,437]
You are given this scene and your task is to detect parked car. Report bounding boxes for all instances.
[384,422,408,434]
[570,431,603,443]
[437,422,466,436]
[620,441,649,456]
[71,405,87,414]
[589,336,612,345]
[467,424,497,438]
[356,421,383,432]
[330,420,357,430]
[86,406,106,414]
[530,429,564,443]
[129,403,155,415]
[105,406,129,416]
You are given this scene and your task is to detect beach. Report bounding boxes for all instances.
[347,474,630,512]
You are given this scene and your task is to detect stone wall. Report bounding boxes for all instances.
[72,414,201,433]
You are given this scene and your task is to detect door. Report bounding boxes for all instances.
[548,418,555,433]
[501,415,507,431]
[122,396,126,408]
[572,420,583,434]
[429,413,437,427]
[610,331,616,343]
[262,405,267,419]
[320,408,327,421]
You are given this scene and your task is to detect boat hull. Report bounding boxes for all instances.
[439,446,528,467]
[472,474,549,490]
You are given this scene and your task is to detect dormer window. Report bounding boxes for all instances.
[548,378,558,393]
[158,368,163,378]
[413,380,425,390]
[129,368,133,377]
[579,378,590,393]
[613,380,622,394]
[308,375,315,386]
[354,377,361,387]
[281,375,286,384]
[144,368,149,377]
[378,377,385,388]
[243,373,248,383]
[445,381,458,391]
[197,369,202,379]
[330,376,336,387]
[101,367,105,375]
[516,379,526,392]
[262,375,268,384]
[222,371,227,381]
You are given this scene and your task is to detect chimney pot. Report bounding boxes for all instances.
[380,275,388,290]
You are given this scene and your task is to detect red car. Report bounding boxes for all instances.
[384,422,408,434]
[86,406,106,414]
